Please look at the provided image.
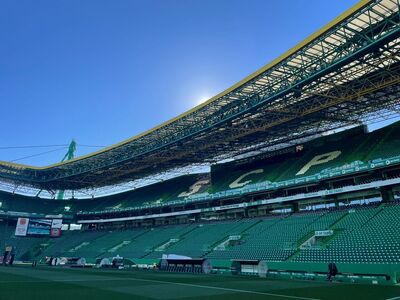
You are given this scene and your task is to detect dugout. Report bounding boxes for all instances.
[231,260,268,277]
[159,258,212,274]
[47,257,86,267]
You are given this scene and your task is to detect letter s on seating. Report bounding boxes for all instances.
[178,179,211,197]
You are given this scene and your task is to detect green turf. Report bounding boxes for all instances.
[0,266,398,300]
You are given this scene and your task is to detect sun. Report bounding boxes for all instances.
[196,96,210,106]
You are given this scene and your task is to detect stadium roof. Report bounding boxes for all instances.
[0,0,399,192]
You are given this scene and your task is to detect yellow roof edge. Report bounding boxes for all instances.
[0,0,371,171]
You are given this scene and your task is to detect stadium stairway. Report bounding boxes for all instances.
[114,224,197,259]
[65,229,149,262]
[151,219,259,259]
[38,230,108,260]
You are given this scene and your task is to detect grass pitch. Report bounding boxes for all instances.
[0,266,398,300]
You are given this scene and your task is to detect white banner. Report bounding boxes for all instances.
[15,218,29,236]
[315,230,334,237]
[51,219,63,229]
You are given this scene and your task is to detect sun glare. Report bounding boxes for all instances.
[196,96,210,105]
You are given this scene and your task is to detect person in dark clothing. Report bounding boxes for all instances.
[8,254,15,266]
[327,263,338,281]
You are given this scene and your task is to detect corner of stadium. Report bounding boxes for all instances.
[0,0,400,299]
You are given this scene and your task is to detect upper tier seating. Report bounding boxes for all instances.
[0,191,67,215]
[211,123,400,195]
[2,122,400,216]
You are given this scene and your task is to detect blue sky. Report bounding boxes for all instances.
[0,0,360,166]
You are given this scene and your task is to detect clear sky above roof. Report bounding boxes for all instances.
[0,0,360,166]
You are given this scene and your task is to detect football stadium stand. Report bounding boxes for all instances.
[0,120,400,282]
[0,0,399,288]
[2,203,400,279]
[72,122,400,217]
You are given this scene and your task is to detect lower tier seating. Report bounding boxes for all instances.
[1,203,400,265]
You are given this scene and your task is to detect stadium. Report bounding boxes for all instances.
[0,0,400,299]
